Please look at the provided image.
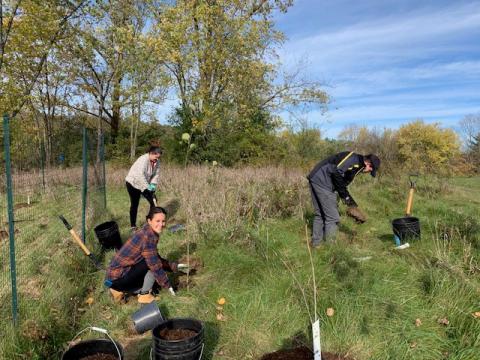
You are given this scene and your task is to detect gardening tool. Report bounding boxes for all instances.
[59,215,103,270]
[405,173,418,216]
[392,174,421,247]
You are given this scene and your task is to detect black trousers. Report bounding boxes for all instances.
[110,259,148,292]
[126,181,155,227]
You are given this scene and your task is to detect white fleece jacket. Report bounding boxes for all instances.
[125,153,160,191]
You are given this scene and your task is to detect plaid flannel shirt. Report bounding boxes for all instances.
[106,224,177,288]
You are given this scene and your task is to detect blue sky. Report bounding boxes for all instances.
[274,0,480,138]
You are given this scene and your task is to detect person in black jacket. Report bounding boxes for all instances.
[307,151,380,247]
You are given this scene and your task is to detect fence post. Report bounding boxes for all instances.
[100,130,107,209]
[40,139,46,191]
[3,114,18,324]
[81,127,88,243]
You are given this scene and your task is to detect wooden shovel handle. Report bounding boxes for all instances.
[405,188,414,216]
[69,229,91,256]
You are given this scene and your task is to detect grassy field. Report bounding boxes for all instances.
[1,166,479,359]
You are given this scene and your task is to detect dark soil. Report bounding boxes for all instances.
[80,354,118,360]
[159,328,198,341]
[178,255,203,271]
[175,275,196,289]
[260,346,354,360]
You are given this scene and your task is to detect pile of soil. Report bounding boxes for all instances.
[260,346,353,360]
[178,255,203,272]
[159,328,198,341]
[80,354,118,360]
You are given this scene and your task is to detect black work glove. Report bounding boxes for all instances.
[342,196,357,208]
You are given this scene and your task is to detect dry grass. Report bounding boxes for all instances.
[108,164,309,237]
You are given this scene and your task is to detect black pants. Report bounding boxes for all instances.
[126,181,155,227]
[110,259,149,292]
[111,258,174,293]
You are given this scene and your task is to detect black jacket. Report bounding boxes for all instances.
[307,151,365,203]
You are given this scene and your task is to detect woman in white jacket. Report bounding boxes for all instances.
[125,144,162,230]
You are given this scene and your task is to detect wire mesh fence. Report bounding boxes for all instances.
[0,115,107,327]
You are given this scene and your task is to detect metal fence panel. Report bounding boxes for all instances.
[0,115,106,331]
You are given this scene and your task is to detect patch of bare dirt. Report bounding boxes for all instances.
[260,346,354,360]
[178,255,203,272]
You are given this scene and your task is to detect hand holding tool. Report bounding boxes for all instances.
[346,207,367,223]
[177,263,191,274]
[147,183,156,192]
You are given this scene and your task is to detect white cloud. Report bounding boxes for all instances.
[280,2,480,72]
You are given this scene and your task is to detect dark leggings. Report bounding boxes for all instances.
[110,259,149,292]
[126,181,155,227]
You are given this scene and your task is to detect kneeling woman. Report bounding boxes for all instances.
[106,206,178,304]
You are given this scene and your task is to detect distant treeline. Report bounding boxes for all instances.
[2,113,479,177]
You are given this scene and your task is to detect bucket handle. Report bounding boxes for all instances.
[70,326,122,360]
[149,343,204,360]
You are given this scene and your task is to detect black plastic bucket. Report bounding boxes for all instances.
[94,221,122,250]
[62,339,123,359]
[392,216,421,242]
[152,318,204,360]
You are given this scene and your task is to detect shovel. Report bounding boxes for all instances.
[405,173,418,216]
[392,174,421,247]
[59,215,103,270]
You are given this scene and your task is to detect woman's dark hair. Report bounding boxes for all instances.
[148,145,163,155]
[146,206,167,221]
[147,141,163,155]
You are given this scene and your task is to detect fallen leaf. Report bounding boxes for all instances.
[217,297,226,305]
[415,318,422,327]
[85,297,94,305]
[472,311,480,319]
[438,317,449,326]
[326,308,335,317]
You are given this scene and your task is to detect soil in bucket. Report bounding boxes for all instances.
[80,355,118,360]
[260,346,354,360]
[159,328,198,341]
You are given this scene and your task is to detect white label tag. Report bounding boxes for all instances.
[312,320,322,360]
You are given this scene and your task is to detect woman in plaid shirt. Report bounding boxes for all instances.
[106,206,179,304]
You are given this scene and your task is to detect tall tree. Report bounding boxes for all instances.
[63,0,168,144]
[0,0,86,118]
[153,0,327,162]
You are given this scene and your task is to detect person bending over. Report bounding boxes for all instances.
[125,143,162,231]
[307,151,380,247]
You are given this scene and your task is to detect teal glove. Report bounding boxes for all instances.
[147,183,156,192]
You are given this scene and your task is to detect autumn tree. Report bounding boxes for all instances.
[396,120,460,174]
[62,0,168,144]
[153,0,328,162]
[0,0,85,118]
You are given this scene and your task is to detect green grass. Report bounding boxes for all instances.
[1,172,479,359]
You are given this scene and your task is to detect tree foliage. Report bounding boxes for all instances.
[153,0,327,162]
[396,120,460,174]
